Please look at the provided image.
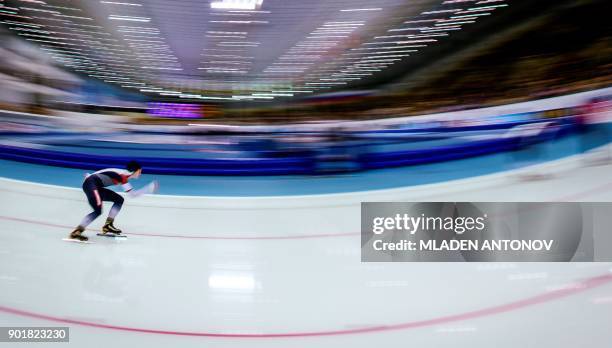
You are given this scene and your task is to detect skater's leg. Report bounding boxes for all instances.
[99,188,124,233]
[78,209,102,229]
[102,189,124,219]
[78,186,103,228]
[71,180,102,241]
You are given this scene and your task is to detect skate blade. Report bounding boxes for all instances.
[62,238,93,244]
[97,233,127,239]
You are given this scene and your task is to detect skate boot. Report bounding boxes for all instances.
[102,218,122,235]
[69,226,88,242]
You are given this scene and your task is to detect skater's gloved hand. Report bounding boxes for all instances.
[127,181,159,198]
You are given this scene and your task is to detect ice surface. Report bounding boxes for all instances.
[1,157,612,347]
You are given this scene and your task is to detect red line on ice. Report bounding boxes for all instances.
[0,215,359,240]
[1,274,611,338]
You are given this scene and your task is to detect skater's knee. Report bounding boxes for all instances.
[115,195,124,206]
[93,206,103,216]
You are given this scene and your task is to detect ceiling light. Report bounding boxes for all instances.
[210,0,264,11]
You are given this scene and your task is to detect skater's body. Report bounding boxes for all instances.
[70,161,150,241]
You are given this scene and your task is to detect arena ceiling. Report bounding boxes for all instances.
[0,0,511,101]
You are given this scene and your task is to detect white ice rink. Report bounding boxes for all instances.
[1,153,612,347]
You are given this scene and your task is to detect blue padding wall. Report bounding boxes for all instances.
[0,119,579,176]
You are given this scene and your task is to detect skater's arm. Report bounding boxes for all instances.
[127,181,158,198]
[121,182,133,193]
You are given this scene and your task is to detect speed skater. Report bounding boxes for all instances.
[69,161,158,241]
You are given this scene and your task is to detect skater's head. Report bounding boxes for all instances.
[126,161,142,178]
